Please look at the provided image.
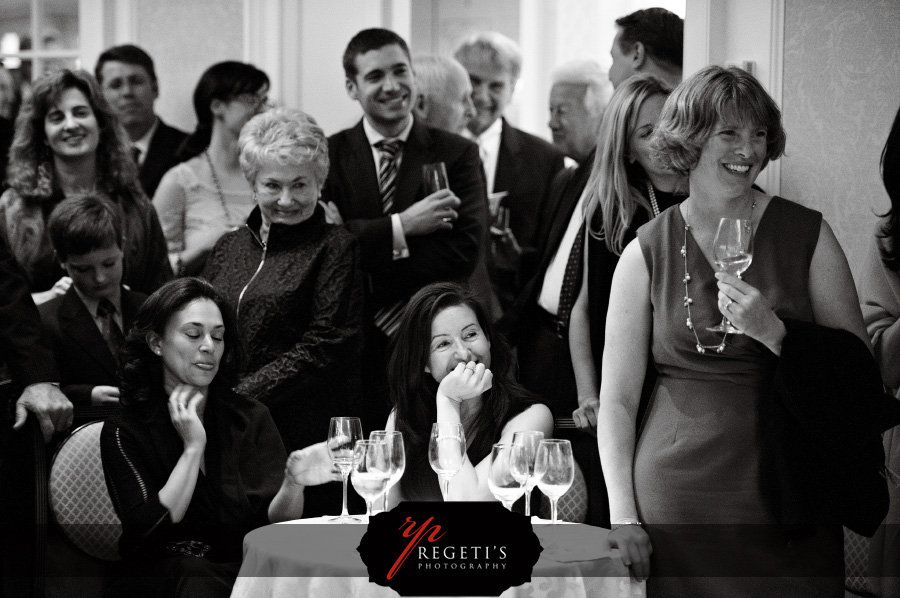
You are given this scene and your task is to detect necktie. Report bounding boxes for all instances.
[376,139,402,214]
[97,298,125,357]
[131,145,142,166]
[556,224,585,331]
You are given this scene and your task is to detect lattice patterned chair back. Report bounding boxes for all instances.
[844,527,875,596]
[538,459,587,523]
[48,421,122,561]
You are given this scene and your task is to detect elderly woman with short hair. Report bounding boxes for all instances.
[203,108,363,480]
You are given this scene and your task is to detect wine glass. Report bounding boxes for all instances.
[707,217,754,334]
[428,423,466,501]
[370,430,405,512]
[350,440,391,519]
[534,439,574,525]
[422,162,449,194]
[327,416,363,523]
[488,443,525,510]
[510,430,544,517]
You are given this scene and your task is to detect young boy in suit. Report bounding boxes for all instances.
[39,194,146,406]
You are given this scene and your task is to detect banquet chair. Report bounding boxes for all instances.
[844,527,875,597]
[538,460,587,523]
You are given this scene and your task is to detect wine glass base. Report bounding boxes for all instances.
[706,324,743,334]
[328,514,363,524]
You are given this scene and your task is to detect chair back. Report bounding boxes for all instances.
[48,421,121,561]
[538,459,588,523]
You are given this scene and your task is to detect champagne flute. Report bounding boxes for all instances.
[350,440,391,519]
[534,439,574,525]
[327,416,363,523]
[428,423,466,501]
[707,218,754,334]
[422,162,449,194]
[510,430,544,517]
[370,430,405,512]
[488,443,525,510]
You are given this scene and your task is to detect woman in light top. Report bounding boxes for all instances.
[386,282,552,504]
[153,61,270,275]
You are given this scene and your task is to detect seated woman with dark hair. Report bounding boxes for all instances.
[100,277,339,598]
[386,282,552,504]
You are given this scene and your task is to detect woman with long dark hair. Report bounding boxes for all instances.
[153,61,269,275]
[101,277,339,597]
[386,282,552,503]
[0,68,170,303]
[859,104,900,597]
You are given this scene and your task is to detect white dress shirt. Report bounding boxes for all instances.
[464,117,503,194]
[130,117,159,167]
[538,192,587,316]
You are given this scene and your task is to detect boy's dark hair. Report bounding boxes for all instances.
[48,193,123,261]
[616,7,684,69]
[342,28,411,80]
[95,44,157,84]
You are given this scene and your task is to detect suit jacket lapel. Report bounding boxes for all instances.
[347,121,383,217]
[493,119,519,195]
[394,119,429,211]
[539,151,595,272]
[59,289,118,377]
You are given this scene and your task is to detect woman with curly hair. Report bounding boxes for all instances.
[101,277,340,597]
[0,68,171,304]
[385,282,552,504]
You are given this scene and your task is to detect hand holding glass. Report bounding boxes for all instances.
[370,430,405,512]
[327,416,363,523]
[534,439,574,525]
[488,443,525,510]
[510,430,544,517]
[707,218,754,334]
[350,440,391,518]
[429,423,466,501]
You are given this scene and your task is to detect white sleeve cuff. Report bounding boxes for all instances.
[391,214,410,260]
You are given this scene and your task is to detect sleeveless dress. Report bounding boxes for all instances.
[634,197,843,597]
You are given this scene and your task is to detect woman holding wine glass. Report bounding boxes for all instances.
[384,282,552,505]
[599,65,869,594]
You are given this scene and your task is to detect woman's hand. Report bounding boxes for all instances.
[319,200,343,226]
[715,272,787,354]
[90,385,121,405]
[31,276,72,305]
[437,361,493,404]
[167,384,206,451]
[285,441,343,487]
[608,525,652,581]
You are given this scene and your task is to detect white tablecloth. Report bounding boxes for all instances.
[230,517,645,598]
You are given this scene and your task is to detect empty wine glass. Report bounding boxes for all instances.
[327,416,363,523]
[350,439,391,519]
[707,217,754,334]
[370,430,405,512]
[510,430,544,517]
[488,443,525,510]
[428,423,466,501]
[534,439,574,525]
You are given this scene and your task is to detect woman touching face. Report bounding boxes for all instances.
[150,298,225,393]
[425,304,492,383]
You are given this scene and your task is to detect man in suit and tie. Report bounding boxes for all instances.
[501,60,612,526]
[454,32,566,313]
[322,29,487,428]
[38,195,146,407]
[95,44,188,199]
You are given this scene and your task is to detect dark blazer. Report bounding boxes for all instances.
[500,149,594,343]
[0,241,58,391]
[140,118,188,199]
[38,287,146,406]
[321,118,487,313]
[489,120,566,309]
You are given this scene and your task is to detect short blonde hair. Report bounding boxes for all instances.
[238,108,329,187]
[453,31,522,81]
[652,65,786,173]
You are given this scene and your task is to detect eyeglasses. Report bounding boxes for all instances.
[234,93,273,110]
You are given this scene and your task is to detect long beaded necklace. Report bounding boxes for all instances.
[646,182,661,218]
[681,197,756,354]
[204,150,234,224]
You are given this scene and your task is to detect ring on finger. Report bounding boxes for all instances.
[725,299,734,312]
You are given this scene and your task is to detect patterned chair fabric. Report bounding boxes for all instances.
[48,421,122,561]
[844,526,875,596]
[538,459,588,523]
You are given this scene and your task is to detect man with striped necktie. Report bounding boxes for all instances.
[321,29,487,431]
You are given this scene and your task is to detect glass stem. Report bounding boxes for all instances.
[366,500,373,518]
[440,476,450,501]
[340,471,350,516]
[524,486,532,517]
[551,498,558,525]
[382,490,388,512]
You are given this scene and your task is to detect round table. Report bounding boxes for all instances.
[230,516,645,598]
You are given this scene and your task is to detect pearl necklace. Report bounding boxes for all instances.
[204,150,235,224]
[681,198,756,354]
[646,182,661,218]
